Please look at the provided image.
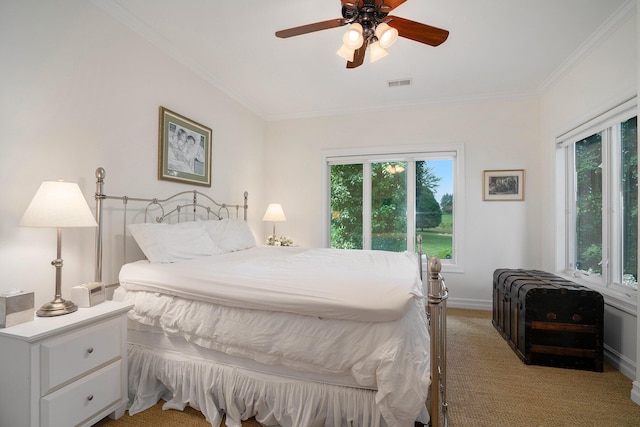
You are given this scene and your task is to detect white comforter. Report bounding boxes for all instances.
[119,246,423,322]
[116,246,430,426]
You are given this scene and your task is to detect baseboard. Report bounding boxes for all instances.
[632,381,640,405]
[446,297,492,311]
[604,343,636,380]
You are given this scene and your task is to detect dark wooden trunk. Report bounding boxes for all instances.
[492,269,603,372]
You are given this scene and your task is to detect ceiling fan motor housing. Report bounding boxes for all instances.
[342,2,389,40]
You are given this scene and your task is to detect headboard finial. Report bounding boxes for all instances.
[96,167,106,181]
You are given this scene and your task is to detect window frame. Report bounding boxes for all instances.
[556,97,637,307]
[322,144,465,273]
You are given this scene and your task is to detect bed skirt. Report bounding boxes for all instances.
[127,344,430,427]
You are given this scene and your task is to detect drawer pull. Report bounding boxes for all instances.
[87,347,94,354]
[87,394,94,401]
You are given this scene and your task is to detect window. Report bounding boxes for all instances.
[323,145,464,270]
[557,98,637,293]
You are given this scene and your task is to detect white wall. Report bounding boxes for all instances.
[538,8,637,380]
[0,0,265,309]
[265,98,542,308]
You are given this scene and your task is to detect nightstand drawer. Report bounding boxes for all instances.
[40,317,121,395]
[40,359,122,427]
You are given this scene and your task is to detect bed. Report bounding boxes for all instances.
[93,167,449,427]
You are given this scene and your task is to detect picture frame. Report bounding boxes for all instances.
[483,169,525,201]
[158,106,212,187]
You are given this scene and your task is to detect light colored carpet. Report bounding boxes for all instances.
[445,308,640,426]
[95,308,640,426]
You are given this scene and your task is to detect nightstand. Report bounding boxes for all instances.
[0,300,132,427]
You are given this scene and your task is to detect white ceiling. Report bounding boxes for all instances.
[95,0,632,121]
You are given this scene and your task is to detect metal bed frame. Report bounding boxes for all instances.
[422,236,449,427]
[92,166,448,427]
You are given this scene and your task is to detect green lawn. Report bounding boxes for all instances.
[418,213,452,259]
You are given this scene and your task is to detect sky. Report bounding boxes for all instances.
[428,159,453,204]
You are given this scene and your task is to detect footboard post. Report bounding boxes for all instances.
[94,167,106,283]
[428,256,448,427]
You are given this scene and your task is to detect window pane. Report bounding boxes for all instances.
[330,164,363,249]
[621,117,638,289]
[575,133,603,277]
[417,160,453,259]
[371,162,407,251]
[328,150,459,260]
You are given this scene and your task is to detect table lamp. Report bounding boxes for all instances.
[20,181,98,317]
[262,203,286,236]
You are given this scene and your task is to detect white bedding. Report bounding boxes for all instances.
[116,246,430,426]
[119,246,423,322]
[126,343,393,427]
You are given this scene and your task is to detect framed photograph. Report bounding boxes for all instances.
[158,106,212,187]
[483,169,525,201]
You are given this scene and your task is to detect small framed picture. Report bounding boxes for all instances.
[158,107,212,187]
[483,169,525,201]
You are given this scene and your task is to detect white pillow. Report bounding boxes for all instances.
[202,218,256,252]
[128,221,223,263]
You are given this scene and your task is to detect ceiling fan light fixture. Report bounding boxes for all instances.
[343,23,364,49]
[336,44,355,62]
[369,40,388,63]
[375,23,398,49]
[385,164,405,174]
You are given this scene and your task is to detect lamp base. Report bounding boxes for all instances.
[36,298,78,317]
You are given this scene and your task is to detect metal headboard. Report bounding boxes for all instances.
[93,167,248,283]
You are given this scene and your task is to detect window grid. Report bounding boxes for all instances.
[323,145,465,272]
[560,102,637,293]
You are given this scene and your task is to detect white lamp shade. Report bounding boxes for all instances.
[336,44,355,62]
[375,23,399,49]
[262,203,287,222]
[20,181,98,228]
[343,23,364,50]
[369,41,388,63]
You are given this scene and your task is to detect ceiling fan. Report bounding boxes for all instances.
[275,0,449,69]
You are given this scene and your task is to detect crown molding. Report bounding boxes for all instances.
[537,0,637,94]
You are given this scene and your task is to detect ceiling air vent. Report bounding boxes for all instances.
[388,78,412,88]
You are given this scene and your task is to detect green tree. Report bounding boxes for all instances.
[440,193,453,214]
[575,133,602,274]
[371,162,408,251]
[330,164,363,249]
[330,161,443,251]
[622,117,638,282]
[416,161,442,231]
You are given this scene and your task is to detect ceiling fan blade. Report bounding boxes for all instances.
[387,15,449,46]
[380,0,407,12]
[347,38,368,69]
[341,0,363,8]
[276,18,347,38]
